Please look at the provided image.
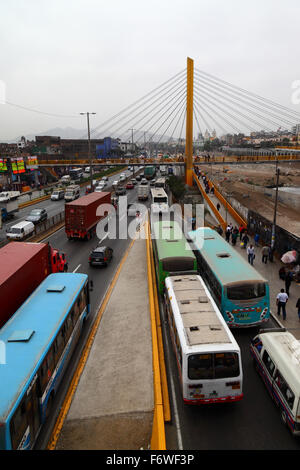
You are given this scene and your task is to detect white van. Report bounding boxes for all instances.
[60,175,71,185]
[250,328,300,435]
[64,185,80,202]
[51,189,65,201]
[6,221,35,240]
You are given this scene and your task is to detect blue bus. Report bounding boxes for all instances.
[188,227,270,327]
[0,272,91,450]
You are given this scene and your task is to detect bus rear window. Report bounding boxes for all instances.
[162,257,195,273]
[188,353,240,380]
[154,197,167,204]
[227,283,266,300]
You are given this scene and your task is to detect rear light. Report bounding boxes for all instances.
[226,381,240,389]
[89,257,91,261]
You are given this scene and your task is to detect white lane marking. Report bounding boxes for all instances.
[73,264,81,273]
[100,233,108,244]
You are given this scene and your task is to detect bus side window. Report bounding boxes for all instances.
[10,398,28,450]
[64,314,73,343]
[262,350,275,377]
[54,328,65,364]
[274,370,295,409]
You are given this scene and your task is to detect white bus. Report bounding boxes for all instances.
[155,177,167,190]
[69,168,83,180]
[151,188,169,215]
[164,274,243,405]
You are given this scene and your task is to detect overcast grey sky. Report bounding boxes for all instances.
[1,0,300,140]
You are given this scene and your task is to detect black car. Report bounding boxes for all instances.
[115,186,126,196]
[135,175,142,181]
[25,208,47,224]
[89,246,113,267]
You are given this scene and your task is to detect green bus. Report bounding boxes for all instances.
[144,165,156,180]
[152,220,197,294]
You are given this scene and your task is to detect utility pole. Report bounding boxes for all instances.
[128,128,135,156]
[80,112,96,191]
[271,167,280,252]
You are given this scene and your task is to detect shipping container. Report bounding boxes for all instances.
[65,191,111,240]
[0,242,67,328]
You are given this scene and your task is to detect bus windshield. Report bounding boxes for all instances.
[154,196,167,204]
[188,352,240,380]
[227,283,266,300]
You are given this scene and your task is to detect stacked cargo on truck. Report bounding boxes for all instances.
[65,191,111,240]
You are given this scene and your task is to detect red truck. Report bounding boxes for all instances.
[0,242,68,328]
[65,191,111,240]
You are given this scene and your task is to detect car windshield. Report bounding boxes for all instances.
[10,227,22,233]
[30,210,41,215]
[227,282,266,300]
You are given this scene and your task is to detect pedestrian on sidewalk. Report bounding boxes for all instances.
[241,232,249,249]
[254,233,260,247]
[217,203,220,211]
[285,269,293,297]
[239,225,245,240]
[232,227,239,246]
[262,245,269,264]
[276,288,289,320]
[296,297,300,321]
[225,225,231,242]
[247,244,255,265]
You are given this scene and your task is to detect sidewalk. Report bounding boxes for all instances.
[197,173,300,338]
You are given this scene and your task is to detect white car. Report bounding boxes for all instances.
[95,185,105,192]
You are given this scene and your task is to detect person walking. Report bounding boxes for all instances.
[242,232,249,249]
[225,225,231,242]
[276,288,289,320]
[247,244,255,265]
[262,245,269,264]
[254,233,260,247]
[285,270,293,297]
[296,297,300,322]
[231,227,239,246]
[216,203,220,211]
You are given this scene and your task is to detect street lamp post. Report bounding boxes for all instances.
[80,112,96,192]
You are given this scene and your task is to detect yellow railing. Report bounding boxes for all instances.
[193,171,226,231]
[146,220,170,450]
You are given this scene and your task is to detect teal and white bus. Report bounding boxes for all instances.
[188,227,270,327]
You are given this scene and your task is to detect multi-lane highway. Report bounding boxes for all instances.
[13,166,300,451]
[34,168,151,449]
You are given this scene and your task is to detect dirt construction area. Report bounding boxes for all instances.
[202,161,300,237]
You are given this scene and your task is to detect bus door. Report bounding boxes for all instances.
[26,376,40,446]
